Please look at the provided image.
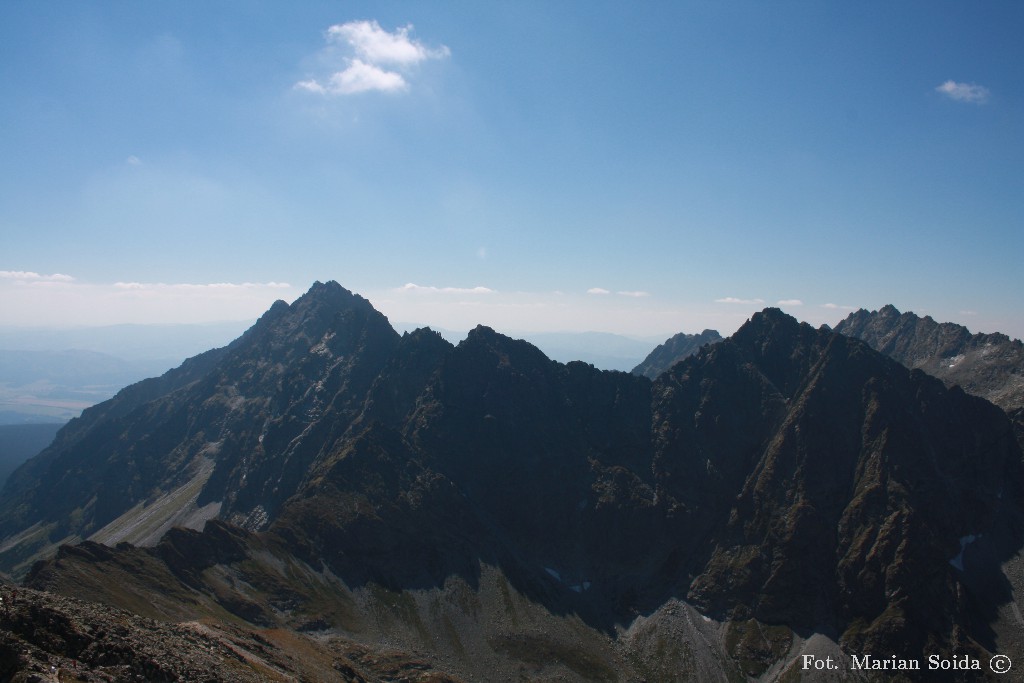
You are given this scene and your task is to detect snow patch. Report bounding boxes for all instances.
[949,534,978,571]
[944,353,965,369]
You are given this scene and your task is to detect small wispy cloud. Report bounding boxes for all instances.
[777,299,804,306]
[935,80,990,104]
[297,20,449,96]
[715,297,765,305]
[400,283,495,294]
[0,270,74,282]
[821,303,856,310]
[113,281,290,291]
[587,288,611,295]
[126,155,143,166]
[617,290,650,298]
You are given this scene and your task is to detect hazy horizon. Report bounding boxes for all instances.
[1,281,1022,343]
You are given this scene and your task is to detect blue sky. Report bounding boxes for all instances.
[2,2,1022,339]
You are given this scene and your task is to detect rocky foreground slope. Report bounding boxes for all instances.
[2,283,1023,681]
[0,579,461,682]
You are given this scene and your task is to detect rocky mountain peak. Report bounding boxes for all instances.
[727,308,826,393]
[295,279,361,311]
[282,280,376,330]
[734,306,804,337]
[463,324,499,342]
[878,303,900,317]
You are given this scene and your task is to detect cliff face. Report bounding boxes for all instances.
[5,288,1023,680]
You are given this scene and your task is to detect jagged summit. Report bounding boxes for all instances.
[294,279,367,311]
[261,280,381,332]
[463,323,500,340]
[878,302,900,316]
[731,305,811,342]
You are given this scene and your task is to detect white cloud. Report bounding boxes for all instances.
[587,288,611,295]
[297,20,449,96]
[617,290,650,298]
[328,59,407,95]
[113,281,291,291]
[821,303,855,310]
[327,20,450,66]
[0,271,74,282]
[126,155,142,166]
[295,79,327,95]
[399,283,495,294]
[715,297,765,305]
[777,299,804,306]
[935,80,990,104]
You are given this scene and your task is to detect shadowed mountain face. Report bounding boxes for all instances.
[0,423,61,489]
[3,284,1023,680]
[631,328,723,379]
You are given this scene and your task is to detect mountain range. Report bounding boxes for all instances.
[0,322,663,427]
[835,305,1024,415]
[2,282,1022,681]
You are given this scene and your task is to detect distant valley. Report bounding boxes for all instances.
[0,321,253,425]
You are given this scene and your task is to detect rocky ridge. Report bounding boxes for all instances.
[631,329,723,379]
[835,304,1024,412]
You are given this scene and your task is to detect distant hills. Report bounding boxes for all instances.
[0,321,251,424]
[2,282,1021,680]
